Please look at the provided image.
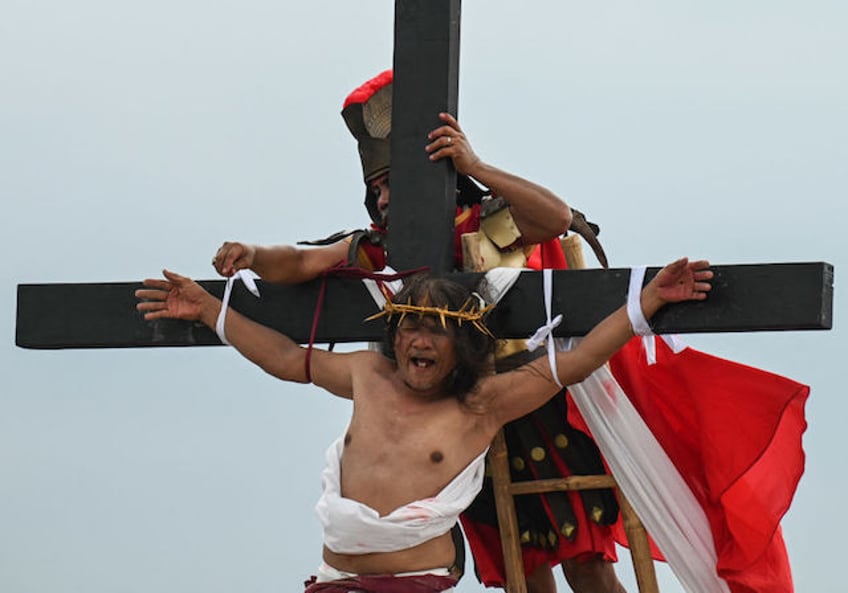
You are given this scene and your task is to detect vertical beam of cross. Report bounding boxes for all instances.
[388,0,462,275]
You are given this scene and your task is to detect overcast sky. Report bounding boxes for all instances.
[2,1,846,592]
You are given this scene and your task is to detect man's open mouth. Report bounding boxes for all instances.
[411,356,435,368]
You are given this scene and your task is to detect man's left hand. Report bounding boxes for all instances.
[653,258,713,304]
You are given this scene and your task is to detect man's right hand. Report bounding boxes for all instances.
[135,269,218,325]
[212,241,256,277]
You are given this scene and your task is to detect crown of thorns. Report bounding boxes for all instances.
[366,295,495,337]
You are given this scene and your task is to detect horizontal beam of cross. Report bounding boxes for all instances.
[13,2,834,352]
[15,262,833,349]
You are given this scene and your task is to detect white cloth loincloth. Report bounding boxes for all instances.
[316,436,488,554]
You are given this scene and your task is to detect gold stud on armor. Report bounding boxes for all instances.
[591,506,604,523]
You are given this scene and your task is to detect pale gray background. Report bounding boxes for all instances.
[2,1,845,592]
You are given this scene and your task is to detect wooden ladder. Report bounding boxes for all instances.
[488,429,659,593]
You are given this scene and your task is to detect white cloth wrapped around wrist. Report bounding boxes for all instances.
[627,266,653,337]
[215,270,261,345]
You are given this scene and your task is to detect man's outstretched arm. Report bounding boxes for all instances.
[555,258,713,385]
[135,269,356,398]
[484,258,713,427]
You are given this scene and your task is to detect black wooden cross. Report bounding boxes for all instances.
[15,0,833,350]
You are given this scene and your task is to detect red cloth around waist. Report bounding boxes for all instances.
[304,573,457,593]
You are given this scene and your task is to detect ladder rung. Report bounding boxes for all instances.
[508,475,617,496]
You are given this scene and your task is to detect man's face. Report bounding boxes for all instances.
[393,315,457,398]
[368,173,390,224]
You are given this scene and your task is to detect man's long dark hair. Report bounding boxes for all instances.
[382,274,497,401]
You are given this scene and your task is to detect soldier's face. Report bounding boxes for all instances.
[369,173,390,223]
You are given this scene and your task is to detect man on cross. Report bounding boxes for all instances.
[136,257,712,593]
[211,71,621,593]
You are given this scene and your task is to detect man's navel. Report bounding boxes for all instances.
[430,450,444,463]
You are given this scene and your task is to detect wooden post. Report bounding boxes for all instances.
[489,430,528,593]
[389,0,461,274]
[620,493,660,593]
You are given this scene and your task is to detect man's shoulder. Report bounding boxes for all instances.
[342,347,385,362]
[344,348,394,374]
